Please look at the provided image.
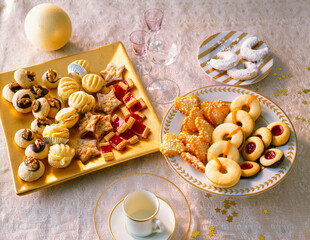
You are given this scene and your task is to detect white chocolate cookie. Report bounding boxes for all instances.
[42,68,60,88]
[32,98,50,118]
[12,89,35,113]
[14,68,36,88]
[14,128,36,148]
[18,157,45,182]
[2,82,22,102]
[48,144,75,168]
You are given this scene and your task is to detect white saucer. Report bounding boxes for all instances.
[109,197,176,240]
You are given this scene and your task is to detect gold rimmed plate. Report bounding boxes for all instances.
[93,173,191,239]
[198,31,273,85]
[161,85,297,196]
[0,42,161,195]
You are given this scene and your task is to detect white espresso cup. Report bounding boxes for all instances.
[123,191,163,237]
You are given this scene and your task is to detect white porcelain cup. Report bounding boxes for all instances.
[123,191,163,237]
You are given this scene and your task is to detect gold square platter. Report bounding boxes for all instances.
[0,42,161,196]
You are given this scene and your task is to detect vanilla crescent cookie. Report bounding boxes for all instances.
[224,109,255,137]
[2,82,22,102]
[267,121,290,146]
[209,51,240,71]
[207,140,240,163]
[25,139,49,159]
[57,77,80,100]
[212,123,244,149]
[230,94,261,121]
[42,68,61,88]
[252,127,272,148]
[18,157,45,182]
[12,89,35,113]
[48,144,75,168]
[14,68,36,88]
[227,61,259,80]
[204,157,241,188]
[240,36,269,62]
[82,74,104,93]
[14,128,36,148]
[68,91,88,112]
[32,98,50,118]
[43,124,70,139]
[55,107,79,128]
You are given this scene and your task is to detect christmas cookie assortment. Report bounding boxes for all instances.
[160,94,290,188]
[4,61,151,182]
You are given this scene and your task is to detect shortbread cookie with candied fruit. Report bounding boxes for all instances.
[181,152,205,173]
[207,140,239,163]
[260,148,284,167]
[181,107,203,133]
[12,89,35,113]
[174,94,200,115]
[160,133,185,157]
[212,123,244,149]
[14,128,36,148]
[48,144,75,168]
[252,127,272,148]
[32,98,50,118]
[230,95,261,121]
[267,121,290,146]
[25,139,49,159]
[2,82,22,102]
[240,161,261,178]
[242,136,264,161]
[14,68,36,88]
[18,156,45,182]
[42,68,60,88]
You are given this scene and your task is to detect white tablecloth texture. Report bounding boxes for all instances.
[1,0,310,239]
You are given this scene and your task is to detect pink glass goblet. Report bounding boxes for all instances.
[129,30,152,75]
[144,9,164,32]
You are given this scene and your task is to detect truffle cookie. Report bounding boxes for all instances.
[30,85,50,99]
[55,107,79,128]
[32,98,50,118]
[25,139,49,159]
[2,82,22,102]
[42,68,61,88]
[252,127,272,148]
[12,89,35,113]
[267,121,290,146]
[14,68,36,89]
[31,117,52,135]
[14,128,36,148]
[48,144,75,168]
[242,136,264,161]
[18,156,45,182]
[47,97,63,118]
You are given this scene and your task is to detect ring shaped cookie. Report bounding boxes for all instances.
[212,123,244,149]
[242,136,264,161]
[224,109,255,137]
[267,121,290,146]
[207,140,240,163]
[227,61,259,80]
[209,51,240,71]
[252,127,272,148]
[12,89,35,113]
[230,94,261,121]
[240,36,269,62]
[204,157,241,188]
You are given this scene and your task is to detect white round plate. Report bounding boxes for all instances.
[161,85,297,196]
[198,31,273,85]
[109,197,176,240]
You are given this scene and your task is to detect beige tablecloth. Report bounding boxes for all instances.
[1,0,310,239]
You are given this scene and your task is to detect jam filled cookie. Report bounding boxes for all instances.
[227,61,259,80]
[252,127,272,148]
[30,85,49,99]
[241,136,264,161]
[14,68,36,89]
[12,89,35,113]
[18,156,45,182]
[224,109,255,137]
[47,97,63,118]
[230,95,261,121]
[25,139,49,159]
[267,121,290,146]
[209,51,240,71]
[14,128,36,148]
[82,74,104,93]
[240,161,261,178]
[240,36,269,62]
[212,123,244,149]
[31,117,52,135]
[207,140,240,163]
[32,98,50,118]
[204,157,241,188]
[42,68,61,88]
[260,148,284,167]
[55,107,79,128]
[2,82,22,102]
[48,144,75,168]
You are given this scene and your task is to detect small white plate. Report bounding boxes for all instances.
[198,31,273,85]
[109,197,176,240]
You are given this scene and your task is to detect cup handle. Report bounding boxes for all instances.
[152,219,163,233]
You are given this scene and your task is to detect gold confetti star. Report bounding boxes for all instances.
[256,88,260,92]
[259,235,265,240]
[301,117,306,121]
[298,91,302,94]
[278,77,282,80]
[226,215,233,222]
[208,231,214,237]
[192,230,200,238]
[215,207,221,213]
[273,72,278,76]
[278,89,282,93]
[274,93,279,96]
[307,67,310,71]
[205,193,212,198]
[224,204,231,209]
[283,88,288,92]
[295,116,300,120]
[263,209,269,214]
[209,226,215,231]
[283,92,288,96]
[230,200,236,206]
[224,199,230,205]
[288,74,293,78]
[222,209,227,215]
[278,67,282,71]
[302,101,307,104]
[232,211,238,217]
[282,75,286,78]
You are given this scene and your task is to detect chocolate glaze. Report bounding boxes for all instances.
[24,159,40,172]
[27,75,35,82]
[10,85,22,93]
[21,130,34,141]
[46,72,59,83]
[33,101,41,112]
[17,94,32,108]
[30,142,46,153]
[50,98,62,109]
[31,85,49,99]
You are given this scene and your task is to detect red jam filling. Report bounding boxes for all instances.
[264,150,276,160]
[125,112,144,122]
[271,125,284,136]
[100,145,112,153]
[240,163,253,170]
[109,136,124,148]
[131,121,146,135]
[119,131,135,140]
[256,134,262,139]
[113,84,127,100]
[128,101,144,113]
[112,116,124,131]
[123,93,135,104]
[245,142,256,154]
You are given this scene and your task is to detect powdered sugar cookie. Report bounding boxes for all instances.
[174,94,200,115]
[160,133,185,157]
[209,51,240,71]
[240,36,269,62]
[181,107,203,133]
[195,116,214,143]
[227,61,259,80]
